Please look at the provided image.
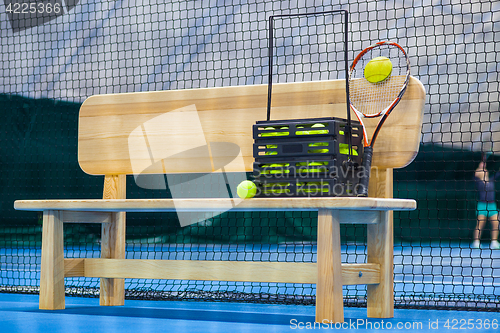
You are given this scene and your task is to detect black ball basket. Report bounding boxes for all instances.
[252,117,364,197]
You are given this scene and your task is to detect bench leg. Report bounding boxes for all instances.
[100,213,126,306]
[316,209,344,323]
[367,211,394,317]
[367,168,394,318]
[100,175,126,306]
[40,210,65,310]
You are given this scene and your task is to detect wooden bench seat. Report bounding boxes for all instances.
[14,77,425,323]
[15,197,415,212]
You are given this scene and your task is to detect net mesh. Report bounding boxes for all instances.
[1,0,499,311]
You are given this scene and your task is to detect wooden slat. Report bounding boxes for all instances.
[78,77,425,175]
[64,258,85,277]
[342,263,380,285]
[316,209,344,323]
[62,211,112,223]
[63,259,380,285]
[40,210,65,310]
[14,197,416,213]
[85,260,316,283]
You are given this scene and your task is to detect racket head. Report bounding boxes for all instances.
[349,41,410,119]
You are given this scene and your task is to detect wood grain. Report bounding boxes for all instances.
[62,211,112,223]
[63,258,380,286]
[100,175,126,306]
[39,210,65,310]
[316,209,344,323]
[64,258,85,277]
[367,168,394,318]
[14,197,416,213]
[78,77,425,175]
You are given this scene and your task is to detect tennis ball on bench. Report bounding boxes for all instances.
[364,56,392,83]
[237,180,257,199]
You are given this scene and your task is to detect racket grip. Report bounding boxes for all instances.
[357,146,373,197]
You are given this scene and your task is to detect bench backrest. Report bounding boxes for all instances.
[78,77,425,176]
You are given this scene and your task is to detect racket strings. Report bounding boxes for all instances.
[349,44,408,116]
[350,75,407,116]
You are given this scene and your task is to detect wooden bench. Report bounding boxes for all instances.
[14,77,425,323]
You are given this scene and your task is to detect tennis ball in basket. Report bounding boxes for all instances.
[339,143,358,156]
[310,123,328,134]
[237,180,257,199]
[297,123,328,135]
[261,127,276,137]
[364,56,393,83]
[261,126,288,137]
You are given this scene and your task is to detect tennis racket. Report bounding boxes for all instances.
[348,41,410,196]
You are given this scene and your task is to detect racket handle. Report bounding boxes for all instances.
[357,146,373,197]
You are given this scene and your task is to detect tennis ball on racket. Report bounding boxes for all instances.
[364,56,393,83]
[237,180,257,199]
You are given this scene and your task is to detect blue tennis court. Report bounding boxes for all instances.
[1,293,499,333]
[1,242,499,332]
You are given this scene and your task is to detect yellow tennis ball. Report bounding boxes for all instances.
[297,123,328,135]
[261,126,288,137]
[237,180,257,199]
[364,56,393,83]
[339,143,358,156]
[310,123,328,134]
[308,142,328,147]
